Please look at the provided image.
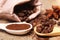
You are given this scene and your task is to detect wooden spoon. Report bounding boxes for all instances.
[34,24,60,36]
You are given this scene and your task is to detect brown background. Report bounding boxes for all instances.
[0,0,60,40]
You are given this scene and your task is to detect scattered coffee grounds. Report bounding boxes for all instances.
[6,24,30,30]
[36,19,56,33]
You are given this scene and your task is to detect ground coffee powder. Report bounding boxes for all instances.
[6,24,30,30]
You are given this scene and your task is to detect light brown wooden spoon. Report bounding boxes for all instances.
[34,24,60,36]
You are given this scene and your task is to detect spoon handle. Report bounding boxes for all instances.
[0,24,8,30]
[52,25,60,33]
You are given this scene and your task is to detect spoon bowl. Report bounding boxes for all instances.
[0,22,32,35]
[34,24,60,36]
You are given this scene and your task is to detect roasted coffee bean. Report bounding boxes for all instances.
[47,25,53,33]
[57,22,60,26]
[41,27,48,33]
[37,26,42,33]
[18,13,25,17]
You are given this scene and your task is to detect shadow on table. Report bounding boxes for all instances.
[0,29,33,36]
[0,29,60,40]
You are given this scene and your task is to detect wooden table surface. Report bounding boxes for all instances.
[0,0,60,40]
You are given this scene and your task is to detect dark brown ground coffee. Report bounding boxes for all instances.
[6,24,30,30]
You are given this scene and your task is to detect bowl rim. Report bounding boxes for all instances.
[5,22,33,32]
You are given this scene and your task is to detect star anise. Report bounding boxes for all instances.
[52,5,60,16]
[44,6,60,20]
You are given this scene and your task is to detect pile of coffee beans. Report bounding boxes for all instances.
[36,19,56,33]
[14,2,36,21]
[30,14,47,26]
[16,10,34,21]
